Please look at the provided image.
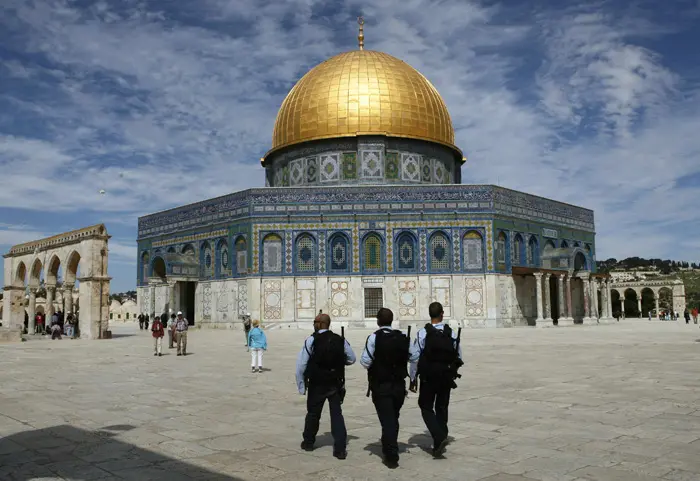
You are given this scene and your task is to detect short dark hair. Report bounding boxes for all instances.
[376,308,393,326]
[428,302,444,320]
[171,313,176,318]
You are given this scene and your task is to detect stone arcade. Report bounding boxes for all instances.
[136,29,612,329]
[2,224,111,340]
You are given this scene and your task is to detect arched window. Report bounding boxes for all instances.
[328,233,349,272]
[216,239,228,278]
[496,231,507,265]
[429,232,450,271]
[527,236,539,266]
[362,233,383,272]
[513,234,523,266]
[182,244,195,257]
[396,232,417,271]
[201,241,213,278]
[262,234,283,273]
[295,234,316,272]
[141,252,149,283]
[560,240,569,249]
[463,231,483,270]
[235,236,247,274]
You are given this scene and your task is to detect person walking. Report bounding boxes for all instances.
[242,313,252,346]
[144,314,150,331]
[296,314,356,460]
[151,314,165,356]
[360,308,417,469]
[247,319,268,373]
[684,309,690,324]
[168,312,176,348]
[138,313,144,330]
[409,302,463,458]
[692,308,698,324]
[64,313,74,338]
[174,311,188,356]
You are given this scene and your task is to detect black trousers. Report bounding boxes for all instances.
[303,384,347,452]
[418,379,451,446]
[371,382,406,460]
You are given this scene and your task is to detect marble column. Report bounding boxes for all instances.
[45,284,55,317]
[534,273,547,327]
[591,278,599,321]
[64,283,74,315]
[599,281,609,323]
[565,275,573,320]
[168,281,177,314]
[28,288,37,334]
[149,283,156,318]
[582,275,595,324]
[543,273,552,322]
[606,279,613,319]
[653,295,658,319]
[637,297,642,318]
[558,275,573,326]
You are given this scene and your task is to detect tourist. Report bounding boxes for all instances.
[684,309,690,324]
[242,313,252,346]
[247,319,267,373]
[168,313,176,348]
[138,313,144,330]
[692,308,698,324]
[174,311,188,356]
[65,313,74,338]
[360,308,417,469]
[50,316,62,340]
[144,314,149,331]
[34,313,43,334]
[296,313,356,460]
[151,314,165,356]
[409,302,463,458]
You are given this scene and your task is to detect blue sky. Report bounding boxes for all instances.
[1,0,699,292]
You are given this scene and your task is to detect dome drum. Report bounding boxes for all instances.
[264,135,461,187]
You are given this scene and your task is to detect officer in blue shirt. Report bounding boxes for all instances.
[408,302,463,458]
[361,308,419,468]
[296,314,356,459]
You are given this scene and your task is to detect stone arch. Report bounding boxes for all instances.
[640,287,655,317]
[29,258,43,288]
[262,233,283,273]
[152,256,166,280]
[295,233,316,273]
[623,288,639,318]
[513,233,524,266]
[182,244,196,257]
[361,232,384,273]
[64,250,81,284]
[46,254,62,285]
[328,232,351,273]
[200,241,213,278]
[215,238,228,278]
[428,230,451,272]
[141,251,150,283]
[658,287,673,313]
[543,239,555,255]
[14,261,27,287]
[495,231,508,268]
[560,240,569,249]
[234,235,247,274]
[463,230,484,271]
[573,252,588,271]
[527,235,539,266]
[610,289,622,317]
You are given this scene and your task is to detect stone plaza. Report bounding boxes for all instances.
[1,321,699,481]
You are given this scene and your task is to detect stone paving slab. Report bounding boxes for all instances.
[1,321,699,480]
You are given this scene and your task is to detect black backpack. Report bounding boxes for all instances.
[367,329,410,388]
[304,331,346,385]
[417,323,462,386]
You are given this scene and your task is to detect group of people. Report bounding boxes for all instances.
[295,301,463,469]
[146,311,190,356]
[28,310,78,339]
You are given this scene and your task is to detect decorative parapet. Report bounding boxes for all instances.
[5,224,109,257]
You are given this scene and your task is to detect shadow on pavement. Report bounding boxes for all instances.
[0,424,244,481]
[314,431,359,448]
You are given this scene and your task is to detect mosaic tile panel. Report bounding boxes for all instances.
[237,281,248,316]
[318,231,326,274]
[398,278,417,317]
[306,156,318,184]
[330,279,350,317]
[262,234,282,273]
[397,233,416,270]
[401,153,420,182]
[352,225,360,273]
[421,157,432,182]
[463,230,484,270]
[465,277,484,317]
[290,158,304,186]
[363,234,382,270]
[434,160,446,184]
[281,165,290,186]
[386,226,394,273]
[320,153,340,182]
[361,150,383,178]
[296,235,315,272]
[285,231,293,273]
[419,231,427,272]
[342,152,357,180]
[385,152,399,180]
[202,284,212,320]
[452,231,460,271]
[430,233,450,271]
[329,234,349,272]
[263,280,282,320]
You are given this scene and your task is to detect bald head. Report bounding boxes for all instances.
[314,313,331,330]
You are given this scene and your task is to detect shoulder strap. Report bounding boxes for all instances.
[364,334,374,361]
[443,324,452,337]
[304,336,314,357]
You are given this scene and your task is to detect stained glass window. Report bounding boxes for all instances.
[296,235,315,272]
[263,234,282,273]
[528,237,538,265]
[329,234,348,271]
[513,235,523,265]
[396,232,416,270]
[430,232,450,271]
[496,232,507,264]
[202,242,213,278]
[463,231,483,270]
[363,234,382,271]
[235,237,247,274]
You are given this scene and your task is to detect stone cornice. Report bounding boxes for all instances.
[4,224,110,257]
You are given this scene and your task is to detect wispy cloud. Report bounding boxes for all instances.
[1,0,699,291]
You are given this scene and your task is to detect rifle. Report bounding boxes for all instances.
[451,327,464,388]
[339,326,346,404]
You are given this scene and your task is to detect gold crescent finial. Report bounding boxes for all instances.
[357,16,365,50]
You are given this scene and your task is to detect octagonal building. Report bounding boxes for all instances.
[136,36,612,328]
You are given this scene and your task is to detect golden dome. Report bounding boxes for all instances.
[267,50,461,158]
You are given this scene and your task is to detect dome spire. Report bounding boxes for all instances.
[357,16,365,50]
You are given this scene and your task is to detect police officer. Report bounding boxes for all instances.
[360,308,418,468]
[296,314,356,459]
[409,301,463,458]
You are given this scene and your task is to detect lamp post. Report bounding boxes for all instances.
[99,248,106,339]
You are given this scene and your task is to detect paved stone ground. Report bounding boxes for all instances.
[1,321,700,481]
